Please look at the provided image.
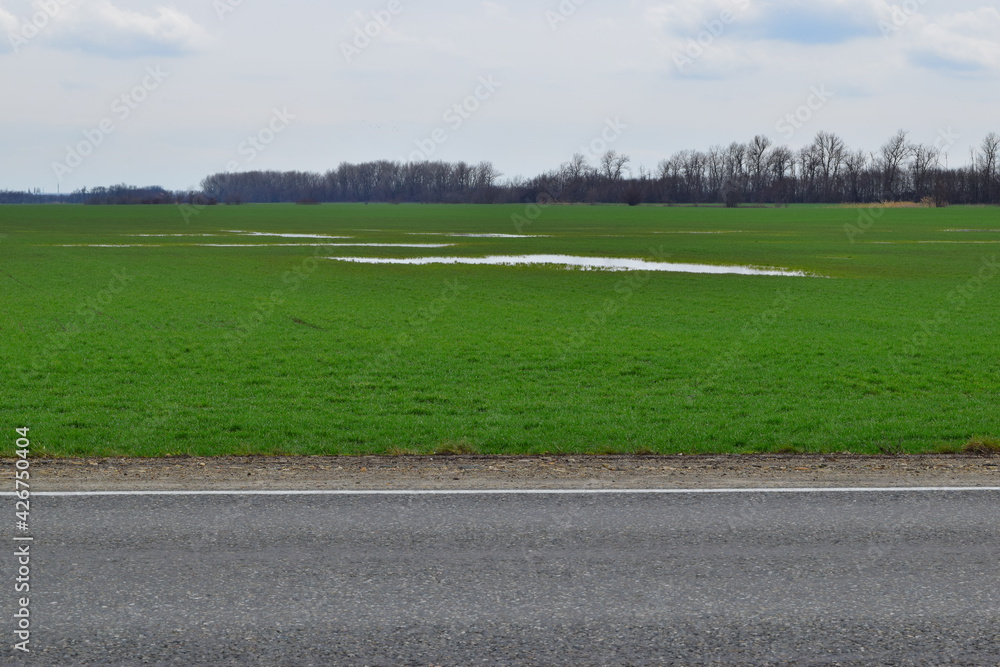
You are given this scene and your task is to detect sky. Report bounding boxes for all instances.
[2,0,999,192]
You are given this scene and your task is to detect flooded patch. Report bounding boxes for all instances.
[58,243,454,248]
[324,254,813,276]
[194,243,455,248]
[335,243,454,248]
[222,230,350,239]
[943,229,1000,233]
[407,233,550,238]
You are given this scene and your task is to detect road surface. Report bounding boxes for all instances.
[5,489,999,665]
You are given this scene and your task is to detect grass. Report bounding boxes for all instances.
[2,202,999,457]
[962,437,1000,457]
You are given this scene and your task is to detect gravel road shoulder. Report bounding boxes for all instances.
[3,454,998,491]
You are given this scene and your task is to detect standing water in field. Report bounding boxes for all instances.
[221,230,351,239]
[406,233,552,238]
[58,243,457,248]
[324,254,815,276]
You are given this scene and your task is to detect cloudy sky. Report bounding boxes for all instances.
[2,0,999,191]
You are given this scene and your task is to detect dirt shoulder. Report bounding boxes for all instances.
[4,454,998,491]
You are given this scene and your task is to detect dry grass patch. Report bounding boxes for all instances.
[432,440,480,456]
[962,437,1000,456]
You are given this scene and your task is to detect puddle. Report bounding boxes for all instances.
[324,254,813,276]
[335,243,454,247]
[58,243,455,248]
[222,230,350,239]
[652,231,748,234]
[943,229,1000,233]
[448,233,550,238]
[407,233,550,238]
[194,243,455,248]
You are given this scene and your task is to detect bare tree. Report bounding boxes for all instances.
[876,130,914,200]
[454,161,472,190]
[472,161,502,202]
[561,153,590,180]
[471,161,499,187]
[705,145,725,201]
[600,150,630,181]
[747,135,772,202]
[843,149,869,202]
[812,131,845,201]
[910,143,940,201]
[722,141,748,206]
[682,150,708,203]
[977,132,1000,203]
[767,145,794,204]
[656,156,676,180]
[797,144,821,201]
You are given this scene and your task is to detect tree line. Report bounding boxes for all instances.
[0,185,174,205]
[4,130,999,206]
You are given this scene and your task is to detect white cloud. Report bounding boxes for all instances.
[0,5,20,53]
[646,0,882,44]
[642,0,1000,80]
[902,7,1000,73]
[0,6,16,31]
[643,0,747,35]
[644,0,884,79]
[342,7,438,53]
[481,1,510,21]
[45,1,208,58]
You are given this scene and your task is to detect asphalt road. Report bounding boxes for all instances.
[5,490,999,665]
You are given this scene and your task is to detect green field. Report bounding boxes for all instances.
[3,203,999,457]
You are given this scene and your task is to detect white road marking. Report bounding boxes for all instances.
[8,487,999,497]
